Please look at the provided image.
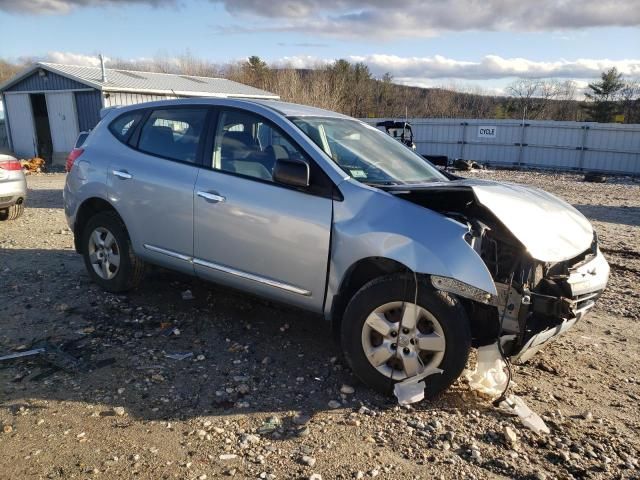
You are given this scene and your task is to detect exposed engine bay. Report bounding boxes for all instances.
[387,181,610,361]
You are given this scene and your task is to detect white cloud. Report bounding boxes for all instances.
[3,0,639,40]
[272,55,333,69]
[43,51,105,66]
[277,54,640,81]
[210,0,640,38]
[0,0,171,14]
[33,50,640,96]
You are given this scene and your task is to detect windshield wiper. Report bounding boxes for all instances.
[363,181,404,187]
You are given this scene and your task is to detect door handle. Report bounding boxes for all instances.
[112,170,132,180]
[197,190,226,203]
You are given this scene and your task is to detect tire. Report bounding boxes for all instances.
[0,203,24,221]
[341,274,471,398]
[81,211,145,292]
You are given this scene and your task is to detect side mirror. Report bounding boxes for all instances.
[273,158,310,188]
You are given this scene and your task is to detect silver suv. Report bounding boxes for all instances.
[64,99,609,396]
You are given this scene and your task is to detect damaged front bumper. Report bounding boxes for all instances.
[509,248,609,363]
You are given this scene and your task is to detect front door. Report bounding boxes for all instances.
[193,108,333,311]
[107,106,209,274]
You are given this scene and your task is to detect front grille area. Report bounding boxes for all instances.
[572,290,603,314]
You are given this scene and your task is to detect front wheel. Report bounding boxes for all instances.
[341,274,471,397]
[81,212,145,292]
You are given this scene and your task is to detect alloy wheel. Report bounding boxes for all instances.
[87,226,121,280]
[360,301,446,380]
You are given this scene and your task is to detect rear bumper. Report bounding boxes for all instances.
[0,177,27,208]
[511,248,609,363]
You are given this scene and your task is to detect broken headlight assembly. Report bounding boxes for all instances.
[431,275,494,304]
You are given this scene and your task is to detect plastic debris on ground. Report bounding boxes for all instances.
[160,325,181,337]
[0,341,82,372]
[181,289,194,300]
[164,352,193,361]
[464,341,510,398]
[464,339,550,435]
[499,395,550,434]
[393,367,443,405]
[257,416,281,435]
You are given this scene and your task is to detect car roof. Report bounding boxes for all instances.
[247,99,351,119]
[105,98,352,120]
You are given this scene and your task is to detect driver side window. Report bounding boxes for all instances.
[211,110,306,182]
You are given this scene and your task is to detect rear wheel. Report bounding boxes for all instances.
[341,274,471,397]
[0,203,24,221]
[81,212,145,292]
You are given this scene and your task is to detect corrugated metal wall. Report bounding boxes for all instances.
[74,91,102,131]
[363,118,640,175]
[103,91,179,107]
[6,70,89,92]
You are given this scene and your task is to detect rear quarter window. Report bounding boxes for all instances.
[109,111,143,143]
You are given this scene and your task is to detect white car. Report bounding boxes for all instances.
[0,154,26,220]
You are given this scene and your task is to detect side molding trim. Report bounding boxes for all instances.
[143,243,311,297]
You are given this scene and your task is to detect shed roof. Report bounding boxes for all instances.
[0,62,279,99]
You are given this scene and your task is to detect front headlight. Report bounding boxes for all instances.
[431,275,494,304]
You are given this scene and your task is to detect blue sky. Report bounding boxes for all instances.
[0,0,639,94]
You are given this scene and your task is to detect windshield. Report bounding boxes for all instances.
[290,116,447,185]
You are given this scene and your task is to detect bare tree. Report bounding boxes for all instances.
[507,78,567,120]
[0,59,24,84]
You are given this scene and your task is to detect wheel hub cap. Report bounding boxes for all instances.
[361,301,446,381]
[87,226,121,280]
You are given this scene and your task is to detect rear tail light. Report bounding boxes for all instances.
[0,159,22,171]
[65,148,84,172]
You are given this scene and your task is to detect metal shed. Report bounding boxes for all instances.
[0,62,279,165]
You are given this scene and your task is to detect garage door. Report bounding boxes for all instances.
[4,93,36,158]
[46,92,79,155]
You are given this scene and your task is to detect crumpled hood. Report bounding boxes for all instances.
[468,180,593,262]
[388,179,594,262]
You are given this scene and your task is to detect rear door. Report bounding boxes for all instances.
[107,106,209,274]
[4,93,36,158]
[193,108,333,311]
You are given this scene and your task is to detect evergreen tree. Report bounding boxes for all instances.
[584,68,625,122]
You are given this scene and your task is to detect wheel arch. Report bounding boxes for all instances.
[73,197,125,253]
[329,256,411,338]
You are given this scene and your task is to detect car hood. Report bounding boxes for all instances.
[386,179,594,263]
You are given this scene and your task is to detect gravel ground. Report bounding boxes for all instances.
[0,170,638,480]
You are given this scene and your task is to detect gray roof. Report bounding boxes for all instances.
[249,99,351,118]
[0,62,279,99]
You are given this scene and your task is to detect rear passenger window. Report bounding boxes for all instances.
[109,111,142,143]
[138,108,208,163]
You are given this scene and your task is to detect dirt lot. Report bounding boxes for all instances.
[1,170,639,480]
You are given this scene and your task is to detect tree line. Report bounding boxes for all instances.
[1,55,638,123]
